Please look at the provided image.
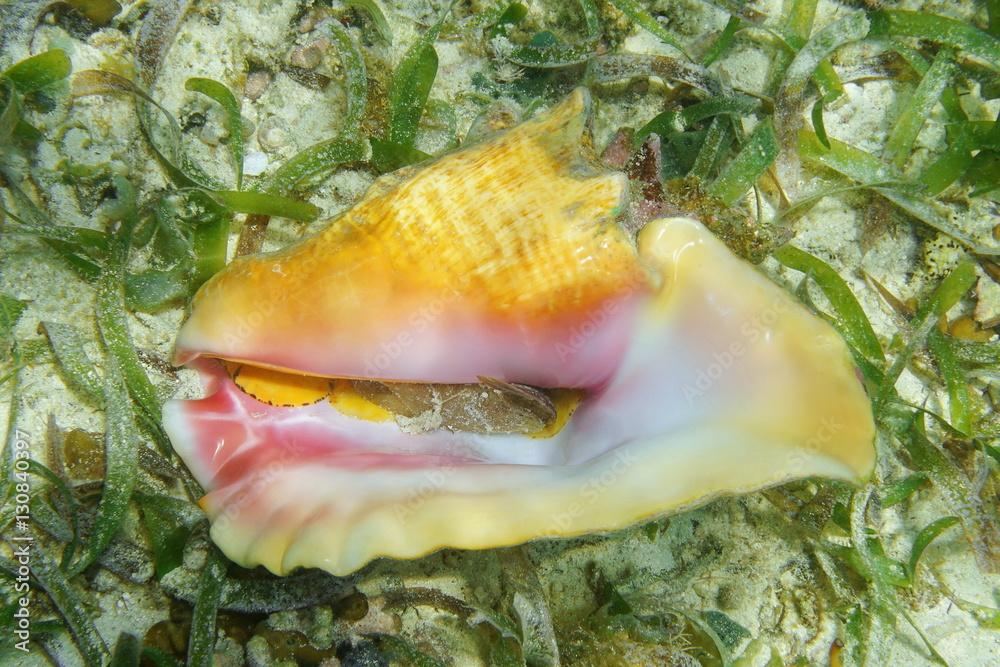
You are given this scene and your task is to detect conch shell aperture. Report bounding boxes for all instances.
[164,89,876,576]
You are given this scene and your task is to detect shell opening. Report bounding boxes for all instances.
[222,359,584,437]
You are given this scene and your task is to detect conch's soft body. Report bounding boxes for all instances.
[164,89,875,576]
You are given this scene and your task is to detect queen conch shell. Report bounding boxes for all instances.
[164,89,876,576]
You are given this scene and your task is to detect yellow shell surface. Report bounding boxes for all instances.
[176,89,650,382]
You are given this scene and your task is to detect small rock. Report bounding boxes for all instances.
[975,272,1000,327]
[244,151,268,176]
[717,584,740,611]
[299,12,318,33]
[244,636,274,667]
[241,116,256,140]
[258,117,287,151]
[692,580,713,599]
[345,597,402,635]
[289,37,330,69]
[337,639,386,667]
[600,127,634,169]
[244,70,271,101]
[200,121,229,146]
[182,540,209,570]
[332,590,369,622]
[298,8,330,33]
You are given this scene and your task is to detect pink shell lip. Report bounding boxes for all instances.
[167,355,596,492]
[171,289,649,389]
[165,283,655,489]
[165,297,663,504]
[171,360,490,488]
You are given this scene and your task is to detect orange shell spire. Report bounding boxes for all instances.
[175,89,651,386]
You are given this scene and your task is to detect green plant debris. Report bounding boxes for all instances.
[0,200,108,252]
[141,646,181,667]
[26,458,82,568]
[774,244,884,365]
[1,49,71,94]
[6,541,109,665]
[881,472,929,507]
[328,20,368,138]
[135,491,200,580]
[0,294,26,353]
[186,550,226,666]
[682,95,761,126]
[0,79,19,145]
[774,12,870,142]
[919,129,975,195]
[784,11,865,96]
[927,329,972,435]
[344,0,393,43]
[185,77,245,190]
[94,178,164,430]
[884,48,956,169]
[203,189,320,221]
[689,116,730,181]
[809,96,831,150]
[0,325,25,491]
[701,610,751,654]
[371,1,452,171]
[72,69,221,189]
[707,117,778,205]
[908,516,960,580]
[875,260,976,411]
[606,0,688,57]
[701,15,741,67]
[262,138,367,196]
[869,10,1000,72]
[784,0,818,45]
[66,352,138,576]
[109,632,141,667]
[490,3,528,40]
[797,129,1000,256]
[585,52,725,95]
